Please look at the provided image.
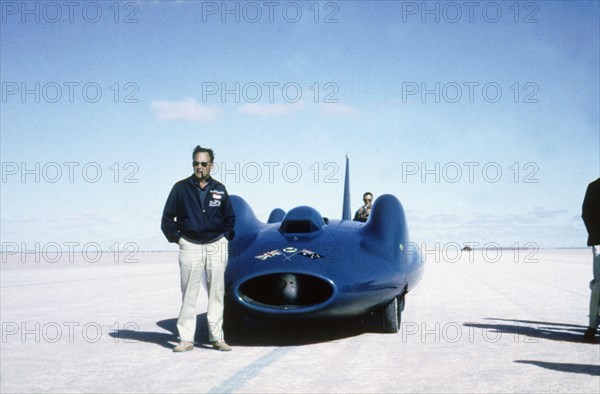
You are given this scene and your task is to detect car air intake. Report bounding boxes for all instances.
[280,220,318,233]
[239,273,333,309]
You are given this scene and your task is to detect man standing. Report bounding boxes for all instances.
[162,146,236,352]
[353,192,373,222]
[582,177,600,342]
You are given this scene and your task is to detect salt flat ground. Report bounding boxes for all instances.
[1,248,598,393]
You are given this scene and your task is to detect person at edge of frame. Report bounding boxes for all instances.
[582,177,600,343]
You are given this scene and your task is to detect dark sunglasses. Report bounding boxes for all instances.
[193,161,211,167]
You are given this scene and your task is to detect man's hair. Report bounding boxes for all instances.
[363,192,373,199]
[192,145,215,162]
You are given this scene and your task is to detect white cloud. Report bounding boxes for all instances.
[150,98,220,123]
[319,103,361,117]
[528,205,569,219]
[238,101,305,117]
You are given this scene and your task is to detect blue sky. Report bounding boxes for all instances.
[1,0,599,253]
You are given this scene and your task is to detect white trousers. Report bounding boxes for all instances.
[589,245,600,328]
[177,237,229,343]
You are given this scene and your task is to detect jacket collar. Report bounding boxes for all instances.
[187,174,213,188]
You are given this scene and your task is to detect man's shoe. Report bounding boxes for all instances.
[212,341,232,351]
[173,341,194,352]
[582,327,597,343]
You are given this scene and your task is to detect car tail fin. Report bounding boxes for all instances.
[342,155,351,221]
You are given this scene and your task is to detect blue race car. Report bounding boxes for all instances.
[224,158,424,335]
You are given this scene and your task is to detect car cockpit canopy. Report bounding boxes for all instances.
[279,206,325,234]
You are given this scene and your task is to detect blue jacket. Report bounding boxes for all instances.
[161,175,236,244]
[583,178,600,246]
